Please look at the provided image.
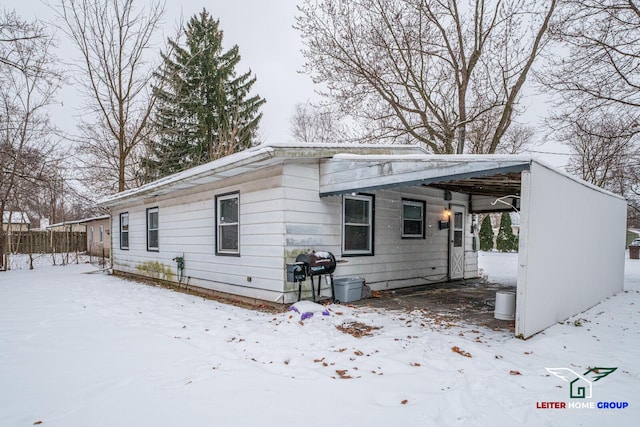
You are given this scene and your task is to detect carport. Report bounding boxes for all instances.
[320,154,626,338]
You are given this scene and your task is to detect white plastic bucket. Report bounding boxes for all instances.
[494,291,516,320]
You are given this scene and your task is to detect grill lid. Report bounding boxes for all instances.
[295,251,336,275]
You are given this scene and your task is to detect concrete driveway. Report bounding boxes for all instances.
[352,279,516,331]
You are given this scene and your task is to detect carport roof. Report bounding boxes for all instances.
[319,153,533,198]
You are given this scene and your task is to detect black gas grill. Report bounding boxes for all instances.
[287,251,337,302]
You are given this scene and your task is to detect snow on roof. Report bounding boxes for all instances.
[97,141,624,207]
[78,215,111,224]
[2,211,30,224]
[98,142,427,207]
[47,219,86,228]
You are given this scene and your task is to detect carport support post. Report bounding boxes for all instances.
[514,170,531,338]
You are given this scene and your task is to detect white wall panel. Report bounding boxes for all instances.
[516,162,626,338]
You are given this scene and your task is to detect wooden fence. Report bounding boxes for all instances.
[5,231,87,254]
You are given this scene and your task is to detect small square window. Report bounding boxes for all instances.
[402,199,425,239]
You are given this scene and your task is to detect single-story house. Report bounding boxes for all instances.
[79,215,111,257]
[2,211,31,233]
[99,142,626,339]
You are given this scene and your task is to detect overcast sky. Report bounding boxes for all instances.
[5,0,316,143]
[5,0,571,168]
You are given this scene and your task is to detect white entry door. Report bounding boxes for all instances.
[449,205,465,280]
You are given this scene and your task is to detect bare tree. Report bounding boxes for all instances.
[467,112,537,154]
[541,1,640,223]
[0,10,62,268]
[289,102,347,143]
[543,0,640,126]
[55,0,165,193]
[558,113,640,213]
[295,0,557,154]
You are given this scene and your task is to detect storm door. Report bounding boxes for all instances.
[449,205,465,280]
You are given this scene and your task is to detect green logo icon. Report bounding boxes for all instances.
[546,367,617,398]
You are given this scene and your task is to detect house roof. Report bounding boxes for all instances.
[98,141,623,208]
[2,211,30,224]
[78,215,111,224]
[98,142,426,207]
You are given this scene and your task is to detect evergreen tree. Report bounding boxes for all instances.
[144,9,265,180]
[479,215,494,251]
[496,212,517,252]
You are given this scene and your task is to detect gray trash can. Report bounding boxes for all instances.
[333,277,363,303]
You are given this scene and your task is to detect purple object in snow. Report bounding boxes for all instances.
[301,311,314,320]
[322,310,330,316]
[289,306,300,314]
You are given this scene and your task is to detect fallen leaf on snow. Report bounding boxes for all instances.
[509,370,522,375]
[451,346,472,358]
[336,321,381,338]
[336,369,352,379]
[401,399,408,405]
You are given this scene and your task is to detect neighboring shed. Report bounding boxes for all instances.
[47,220,87,233]
[2,211,31,233]
[79,215,111,258]
[99,142,626,338]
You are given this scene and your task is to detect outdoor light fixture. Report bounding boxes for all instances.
[439,208,451,229]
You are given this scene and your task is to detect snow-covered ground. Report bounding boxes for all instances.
[0,253,638,427]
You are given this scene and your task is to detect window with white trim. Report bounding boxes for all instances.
[147,207,159,251]
[402,199,425,239]
[99,225,104,244]
[342,194,374,255]
[120,213,129,250]
[216,193,239,255]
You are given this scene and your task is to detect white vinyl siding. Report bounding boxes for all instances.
[109,160,477,303]
[110,165,287,302]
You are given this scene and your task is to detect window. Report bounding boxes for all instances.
[216,193,239,255]
[89,226,94,245]
[99,225,104,244]
[402,199,425,239]
[147,207,159,251]
[453,211,463,247]
[120,213,129,250]
[343,194,374,255]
